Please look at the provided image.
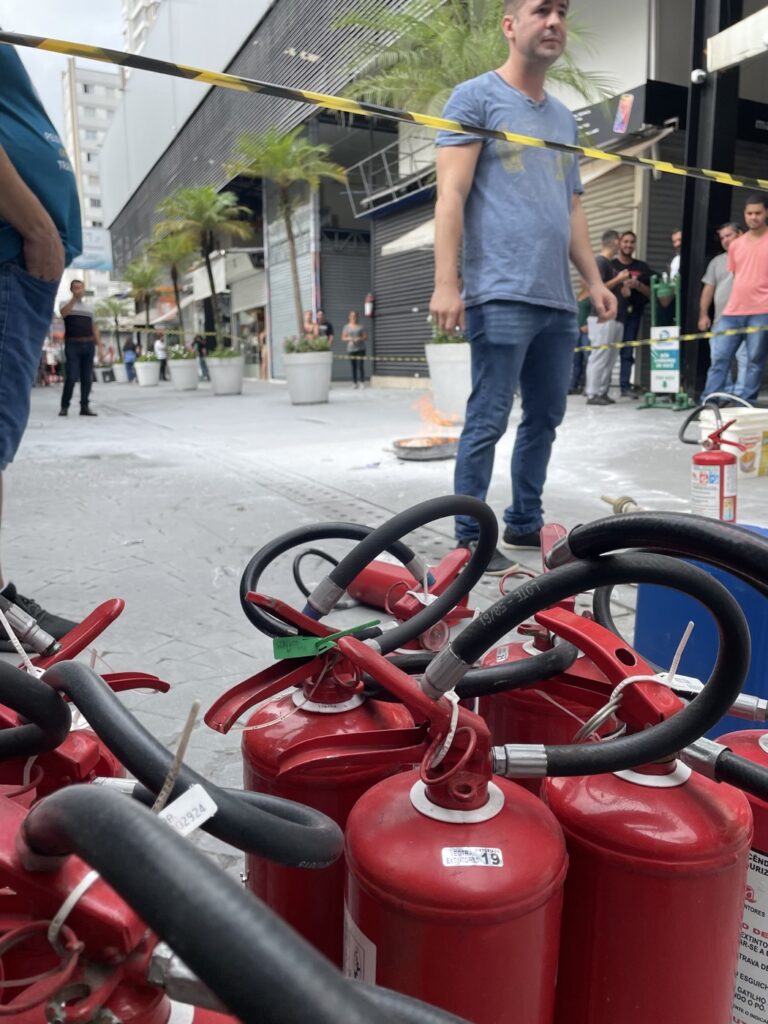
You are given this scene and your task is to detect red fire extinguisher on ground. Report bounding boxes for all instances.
[205,595,414,968]
[680,413,746,522]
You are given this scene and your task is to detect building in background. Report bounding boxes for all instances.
[122,0,163,56]
[60,58,124,305]
[101,0,768,387]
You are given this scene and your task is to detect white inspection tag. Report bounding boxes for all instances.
[158,784,217,837]
[442,847,504,868]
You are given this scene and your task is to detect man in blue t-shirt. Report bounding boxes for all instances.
[430,0,616,574]
[0,42,82,648]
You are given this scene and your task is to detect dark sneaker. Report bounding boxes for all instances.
[80,408,98,417]
[586,395,612,406]
[457,541,520,576]
[58,409,68,416]
[501,528,542,551]
[603,394,617,404]
[0,583,78,652]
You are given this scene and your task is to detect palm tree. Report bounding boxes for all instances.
[155,186,252,348]
[148,232,196,341]
[227,127,347,339]
[94,296,132,361]
[123,257,160,349]
[336,0,614,115]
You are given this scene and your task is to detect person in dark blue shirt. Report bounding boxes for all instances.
[0,42,83,650]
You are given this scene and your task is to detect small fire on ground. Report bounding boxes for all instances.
[412,395,460,429]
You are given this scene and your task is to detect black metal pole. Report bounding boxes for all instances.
[680,0,742,397]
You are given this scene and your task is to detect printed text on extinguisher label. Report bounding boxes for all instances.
[733,848,768,1024]
[441,847,504,867]
[158,784,218,838]
[343,905,377,984]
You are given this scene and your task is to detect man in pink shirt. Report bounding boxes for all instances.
[703,194,768,403]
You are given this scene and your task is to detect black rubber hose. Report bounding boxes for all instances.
[431,553,750,776]
[21,786,390,1024]
[240,523,420,638]
[0,661,71,758]
[546,511,768,600]
[41,661,343,868]
[307,496,498,655]
[363,641,579,701]
[354,983,471,1024]
[715,750,768,802]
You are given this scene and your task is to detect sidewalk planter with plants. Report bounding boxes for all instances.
[207,348,245,396]
[424,329,471,423]
[112,362,128,384]
[168,346,199,391]
[135,353,160,387]
[283,336,333,405]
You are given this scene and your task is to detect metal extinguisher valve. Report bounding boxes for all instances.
[0,592,59,654]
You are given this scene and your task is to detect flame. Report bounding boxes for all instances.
[412,395,460,428]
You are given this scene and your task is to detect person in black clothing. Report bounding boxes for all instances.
[59,279,103,415]
[193,334,209,381]
[315,309,334,346]
[610,231,653,398]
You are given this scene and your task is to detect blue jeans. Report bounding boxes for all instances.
[0,260,59,471]
[619,315,642,391]
[125,353,137,381]
[703,314,768,402]
[454,300,577,541]
[61,342,96,411]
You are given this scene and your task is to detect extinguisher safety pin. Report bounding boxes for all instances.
[47,868,101,955]
[428,690,461,769]
[572,676,657,743]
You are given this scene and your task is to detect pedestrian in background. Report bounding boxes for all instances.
[703,195,768,404]
[611,230,653,398]
[59,278,103,416]
[153,329,168,381]
[568,284,591,395]
[193,334,209,381]
[316,309,334,347]
[123,336,137,381]
[430,0,616,574]
[302,309,317,340]
[699,222,745,399]
[584,229,624,405]
[342,310,367,388]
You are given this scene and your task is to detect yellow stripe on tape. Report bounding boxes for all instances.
[2,30,768,191]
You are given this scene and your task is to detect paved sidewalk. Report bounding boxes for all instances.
[3,377,766,867]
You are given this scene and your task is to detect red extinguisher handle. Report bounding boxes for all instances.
[205,656,326,733]
[276,725,430,777]
[28,600,125,672]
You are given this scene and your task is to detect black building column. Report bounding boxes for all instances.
[680,0,742,396]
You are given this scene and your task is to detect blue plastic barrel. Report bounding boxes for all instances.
[633,525,768,737]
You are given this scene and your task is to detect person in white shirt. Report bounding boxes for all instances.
[153,330,168,381]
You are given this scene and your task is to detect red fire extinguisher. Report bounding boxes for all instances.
[714,729,768,1023]
[300,636,569,1024]
[690,419,746,522]
[364,292,375,318]
[205,595,414,968]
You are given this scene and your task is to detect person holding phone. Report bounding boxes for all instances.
[610,230,653,397]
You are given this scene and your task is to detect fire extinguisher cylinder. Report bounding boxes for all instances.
[428,552,749,776]
[239,522,424,639]
[303,496,497,654]
[40,660,344,868]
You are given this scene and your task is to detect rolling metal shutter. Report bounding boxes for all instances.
[320,232,371,381]
[372,201,435,378]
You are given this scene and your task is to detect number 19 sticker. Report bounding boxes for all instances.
[442,847,504,867]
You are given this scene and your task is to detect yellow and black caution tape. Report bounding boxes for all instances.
[2,31,767,192]
[128,322,768,362]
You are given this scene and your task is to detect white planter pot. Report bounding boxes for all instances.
[112,363,128,384]
[208,355,245,396]
[135,361,160,387]
[284,350,333,405]
[169,359,200,391]
[424,343,471,423]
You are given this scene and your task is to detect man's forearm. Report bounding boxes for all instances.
[0,145,57,240]
[699,284,715,316]
[434,193,464,287]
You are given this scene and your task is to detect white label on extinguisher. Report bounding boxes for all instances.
[441,847,504,867]
[733,848,768,1023]
[343,905,377,984]
[158,784,217,837]
[724,461,737,522]
[691,464,722,520]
